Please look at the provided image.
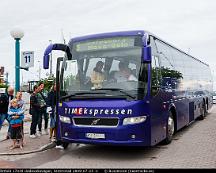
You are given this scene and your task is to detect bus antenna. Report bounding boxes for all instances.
[61,29,66,44]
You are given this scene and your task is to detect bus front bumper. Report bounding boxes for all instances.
[59,123,151,146]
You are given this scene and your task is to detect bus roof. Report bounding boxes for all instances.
[147,31,209,67]
[68,30,145,43]
[68,30,209,67]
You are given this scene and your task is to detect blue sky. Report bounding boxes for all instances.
[0,0,216,87]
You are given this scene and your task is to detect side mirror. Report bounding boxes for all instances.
[43,43,72,70]
[43,44,53,69]
[143,46,152,63]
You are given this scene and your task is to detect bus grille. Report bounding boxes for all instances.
[73,117,119,127]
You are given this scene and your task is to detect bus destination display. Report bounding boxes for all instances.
[75,37,135,52]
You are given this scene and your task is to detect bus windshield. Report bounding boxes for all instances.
[60,36,147,100]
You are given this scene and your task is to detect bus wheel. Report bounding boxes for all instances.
[62,142,69,149]
[199,101,206,120]
[163,112,175,145]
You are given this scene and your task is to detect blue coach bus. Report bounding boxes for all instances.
[43,30,213,149]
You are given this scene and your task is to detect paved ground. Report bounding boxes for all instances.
[0,92,54,157]
[0,122,51,154]
[1,105,216,169]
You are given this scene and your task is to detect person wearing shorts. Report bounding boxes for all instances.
[8,99,24,149]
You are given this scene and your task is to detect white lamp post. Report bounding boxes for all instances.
[10,28,24,92]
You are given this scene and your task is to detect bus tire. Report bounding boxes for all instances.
[199,101,206,120]
[163,111,175,145]
[62,142,69,149]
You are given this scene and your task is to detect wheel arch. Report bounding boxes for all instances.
[205,97,209,110]
[168,104,177,132]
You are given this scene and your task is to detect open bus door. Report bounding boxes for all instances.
[43,43,72,148]
[56,57,63,110]
[55,57,65,147]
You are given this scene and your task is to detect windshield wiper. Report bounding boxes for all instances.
[61,89,136,100]
[94,88,136,99]
[60,91,106,100]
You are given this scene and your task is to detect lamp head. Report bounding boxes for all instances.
[10,28,24,39]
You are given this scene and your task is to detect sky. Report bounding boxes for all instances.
[1,0,216,87]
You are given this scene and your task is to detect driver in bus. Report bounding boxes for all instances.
[90,61,105,89]
[114,61,137,82]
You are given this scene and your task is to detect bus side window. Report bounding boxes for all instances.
[150,37,161,96]
[151,56,161,95]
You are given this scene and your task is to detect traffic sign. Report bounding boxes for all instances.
[21,51,34,68]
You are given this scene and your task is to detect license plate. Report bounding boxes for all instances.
[86,133,105,139]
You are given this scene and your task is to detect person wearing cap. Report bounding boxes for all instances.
[90,61,105,89]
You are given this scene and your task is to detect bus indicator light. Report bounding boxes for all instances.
[131,135,136,139]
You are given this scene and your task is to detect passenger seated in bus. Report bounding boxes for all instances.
[114,61,137,82]
[90,61,105,89]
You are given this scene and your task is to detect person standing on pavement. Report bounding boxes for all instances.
[0,87,14,138]
[8,99,24,149]
[16,91,25,110]
[6,86,14,139]
[29,85,41,138]
[16,91,25,146]
[47,84,57,142]
[0,88,8,131]
[37,82,49,136]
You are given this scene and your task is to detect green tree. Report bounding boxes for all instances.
[0,83,8,89]
[38,76,55,92]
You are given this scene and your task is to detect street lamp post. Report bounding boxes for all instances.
[10,28,24,92]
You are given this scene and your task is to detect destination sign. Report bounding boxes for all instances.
[74,37,135,52]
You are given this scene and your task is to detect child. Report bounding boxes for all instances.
[47,106,56,142]
[8,99,24,149]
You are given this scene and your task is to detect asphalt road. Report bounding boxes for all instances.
[1,105,216,169]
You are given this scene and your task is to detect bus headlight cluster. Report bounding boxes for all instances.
[123,116,147,125]
[59,115,71,124]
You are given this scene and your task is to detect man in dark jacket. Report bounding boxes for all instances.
[37,82,49,135]
[0,88,8,130]
[0,87,14,139]
[29,85,41,138]
[7,86,14,103]
[6,86,14,139]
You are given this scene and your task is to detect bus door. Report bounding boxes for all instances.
[56,57,63,142]
[56,57,63,88]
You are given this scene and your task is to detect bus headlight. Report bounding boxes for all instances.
[59,115,71,124]
[123,116,147,125]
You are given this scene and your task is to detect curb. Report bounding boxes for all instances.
[0,142,56,156]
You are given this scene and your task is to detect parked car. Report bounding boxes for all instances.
[213,91,216,104]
